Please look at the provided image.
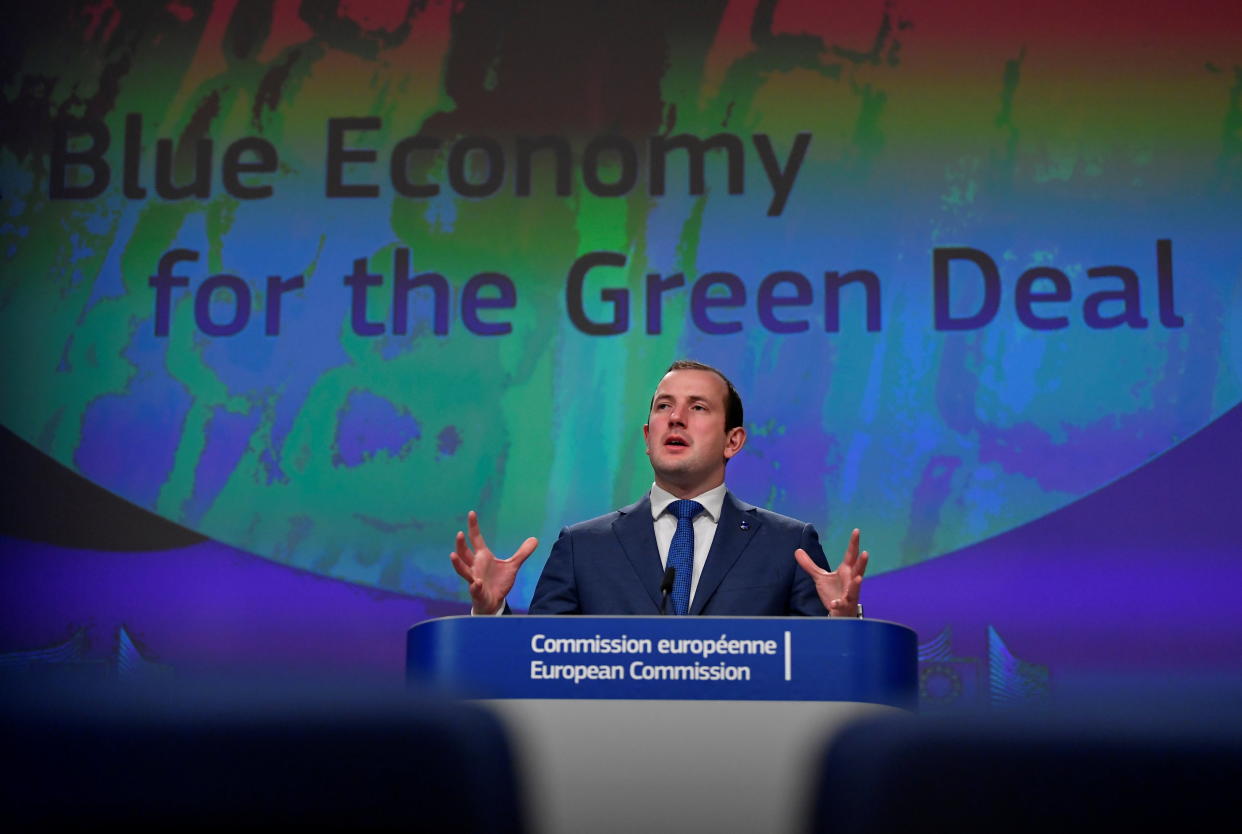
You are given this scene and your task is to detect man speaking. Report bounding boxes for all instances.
[449,360,867,617]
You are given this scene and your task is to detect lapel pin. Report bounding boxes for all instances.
[739,519,750,530]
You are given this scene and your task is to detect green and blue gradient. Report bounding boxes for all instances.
[2,0,1239,619]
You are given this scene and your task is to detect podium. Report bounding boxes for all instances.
[408,616,916,834]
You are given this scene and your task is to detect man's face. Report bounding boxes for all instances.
[643,369,746,495]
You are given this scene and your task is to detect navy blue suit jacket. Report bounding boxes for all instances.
[528,492,831,616]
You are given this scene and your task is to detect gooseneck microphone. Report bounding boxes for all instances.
[659,566,676,615]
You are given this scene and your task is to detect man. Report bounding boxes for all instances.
[449,360,866,616]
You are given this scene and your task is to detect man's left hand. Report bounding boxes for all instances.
[794,528,868,617]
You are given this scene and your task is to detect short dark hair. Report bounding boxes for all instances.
[654,359,745,432]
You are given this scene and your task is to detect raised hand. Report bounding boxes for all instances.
[448,510,539,614]
[794,528,868,617]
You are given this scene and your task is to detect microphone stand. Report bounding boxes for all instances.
[658,566,676,615]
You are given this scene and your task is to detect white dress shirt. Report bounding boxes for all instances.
[649,481,727,607]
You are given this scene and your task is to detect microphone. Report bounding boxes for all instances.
[659,566,676,615]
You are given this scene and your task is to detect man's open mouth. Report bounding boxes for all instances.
[665,437,688,447]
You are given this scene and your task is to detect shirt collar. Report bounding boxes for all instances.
[649,482,727,522]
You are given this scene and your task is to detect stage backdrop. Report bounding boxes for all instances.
[3,0,1240,701]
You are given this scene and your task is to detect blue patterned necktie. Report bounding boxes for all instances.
[667,499,704,615]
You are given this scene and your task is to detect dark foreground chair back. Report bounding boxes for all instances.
[3,677,524,833]
[809,702,1242,834]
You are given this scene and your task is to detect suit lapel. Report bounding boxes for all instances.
[690,491,761,614]
[612,496,665,610]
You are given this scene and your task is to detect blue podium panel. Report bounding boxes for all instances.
[407,616,917,708]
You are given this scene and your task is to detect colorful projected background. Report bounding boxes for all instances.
[3,0,1240,696]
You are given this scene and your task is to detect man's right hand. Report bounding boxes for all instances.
[449,510,539,614]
